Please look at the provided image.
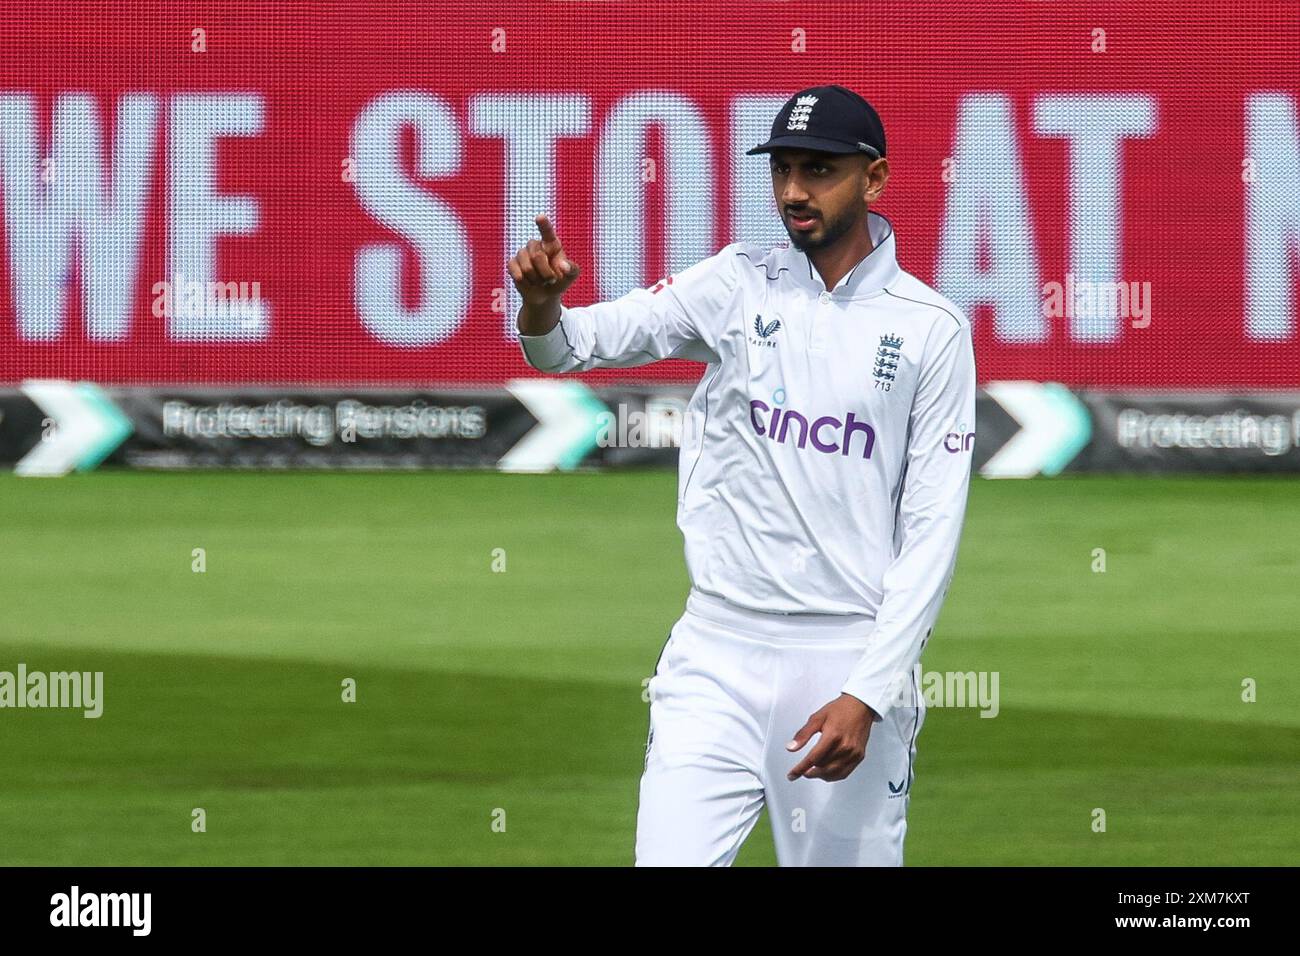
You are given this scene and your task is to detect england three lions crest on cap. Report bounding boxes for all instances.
[873,333,903,390]
[786,94,818,131]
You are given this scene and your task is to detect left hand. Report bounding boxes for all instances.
[786,694,877,782]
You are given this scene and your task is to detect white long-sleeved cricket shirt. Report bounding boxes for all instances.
[517,210,976,722]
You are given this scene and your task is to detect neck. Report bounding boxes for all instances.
[808,216,875,292]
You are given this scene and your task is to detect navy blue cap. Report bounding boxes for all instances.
[747,85,886,159]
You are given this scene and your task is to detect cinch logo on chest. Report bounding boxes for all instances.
[749,400,876,458]
[748,314,781,348]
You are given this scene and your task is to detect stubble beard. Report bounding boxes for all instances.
[786,206,861,253]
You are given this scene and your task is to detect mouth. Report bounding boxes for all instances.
[787,211,820,230]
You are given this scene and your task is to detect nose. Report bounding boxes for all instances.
[781,179,811,206]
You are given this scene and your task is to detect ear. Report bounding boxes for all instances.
[863,157,890,203]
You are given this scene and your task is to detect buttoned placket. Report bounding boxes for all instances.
[810,289,834,351]
[808,265,856,352]
[793,210,897,354]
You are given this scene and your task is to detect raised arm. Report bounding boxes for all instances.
[509,213,580,338]
[510,213,731,372]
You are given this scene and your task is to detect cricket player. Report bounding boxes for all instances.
[509,84,976,866]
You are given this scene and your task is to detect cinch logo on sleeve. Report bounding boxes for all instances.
[749,400,876,458]
[943,425,975,453]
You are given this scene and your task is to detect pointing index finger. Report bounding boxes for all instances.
[535,214,560,247]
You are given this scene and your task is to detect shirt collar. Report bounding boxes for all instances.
[787,209,900,299]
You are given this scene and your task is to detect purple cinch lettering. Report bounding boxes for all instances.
[776,409,809,448]
[748,401,876,460]
[842,412,875,459]
[811,415,842,453]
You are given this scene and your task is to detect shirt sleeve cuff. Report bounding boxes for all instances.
[841,673,910,724]
[842,690,887,723]
[517,313,574,371]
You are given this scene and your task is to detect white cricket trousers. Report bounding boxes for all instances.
[635,587,926,867]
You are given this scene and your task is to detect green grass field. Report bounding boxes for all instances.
[0,471,1296,865]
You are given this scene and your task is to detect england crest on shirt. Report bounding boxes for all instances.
[873,333,903,391]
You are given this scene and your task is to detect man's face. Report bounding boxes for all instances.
[769,148,880,252]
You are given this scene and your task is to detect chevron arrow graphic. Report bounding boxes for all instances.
[981,381,1091,479]
[15,380,134,477]
[500,380,608,472]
